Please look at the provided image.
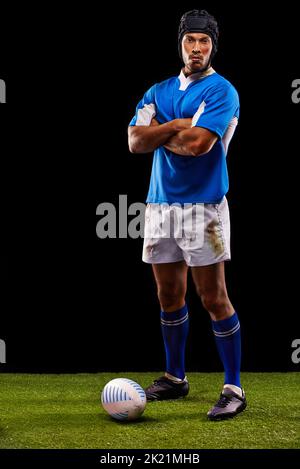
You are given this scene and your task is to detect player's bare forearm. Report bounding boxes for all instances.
[164,130,198,156]
[128,118,192,154]
[128,122,176,154]
[164,127,218,157]
[164,131,195,156]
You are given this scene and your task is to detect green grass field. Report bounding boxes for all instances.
[0,373,299,449]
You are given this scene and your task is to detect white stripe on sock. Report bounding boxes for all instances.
[213,322,240,337]
[161,313,189,327]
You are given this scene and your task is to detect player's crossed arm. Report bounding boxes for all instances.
[128,118,217,157]
[128,118,192,154]
[164,126,218,157]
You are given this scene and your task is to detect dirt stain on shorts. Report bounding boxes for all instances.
[207,220,224,256]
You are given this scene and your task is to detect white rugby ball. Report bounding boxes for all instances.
[101,378,146,421]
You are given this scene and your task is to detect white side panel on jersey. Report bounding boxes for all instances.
[222,116,238,155]
[192,100,206,127]
[136,103,156,126]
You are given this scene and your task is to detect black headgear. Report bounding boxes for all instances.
[178,10,219,62]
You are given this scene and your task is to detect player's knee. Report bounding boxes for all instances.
[157,286,185,311]
[201,292,229,316]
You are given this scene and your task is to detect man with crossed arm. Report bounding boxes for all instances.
[128,9,246,420]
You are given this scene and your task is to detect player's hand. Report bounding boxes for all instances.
[172,118,192,132]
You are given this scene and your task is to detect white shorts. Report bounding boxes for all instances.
[142,197,231,267]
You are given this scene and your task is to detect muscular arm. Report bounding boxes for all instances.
[128,118,192,154]
[164,127,218,157]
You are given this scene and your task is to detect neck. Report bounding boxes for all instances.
[182,65,213,78]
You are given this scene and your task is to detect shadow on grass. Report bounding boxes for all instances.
[106,411,250,424]
[101,415,159,425]
[100,412,210,424]
[4,406,270,431]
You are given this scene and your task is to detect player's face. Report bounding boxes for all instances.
[182,33,212,75]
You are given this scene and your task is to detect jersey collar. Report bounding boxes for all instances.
[178,67,215,91]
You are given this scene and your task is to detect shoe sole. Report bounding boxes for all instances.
[207,401,247,421]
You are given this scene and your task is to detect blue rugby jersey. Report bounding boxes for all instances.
[129,70,239,204]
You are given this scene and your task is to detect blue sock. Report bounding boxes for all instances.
[160,304,189,380]
[212,312,241,388]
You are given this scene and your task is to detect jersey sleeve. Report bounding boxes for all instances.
[129,85,157,126]
[192,84,240,139]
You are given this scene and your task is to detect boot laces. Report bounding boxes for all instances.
[216,393,233,408]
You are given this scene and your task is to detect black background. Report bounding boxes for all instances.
[1,3,299,374]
